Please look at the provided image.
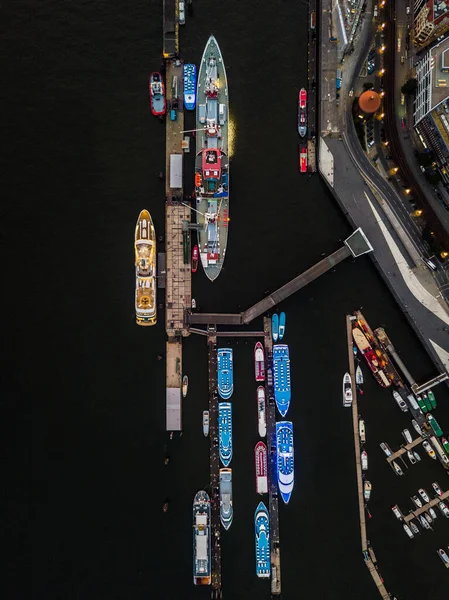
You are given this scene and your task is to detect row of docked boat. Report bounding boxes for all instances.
[149,63,198,117]
[217,348,234,532]
[297,89,308,173]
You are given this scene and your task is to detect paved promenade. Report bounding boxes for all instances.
[318,0,449,374]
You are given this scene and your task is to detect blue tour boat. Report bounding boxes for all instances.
[183,63,197,110]
[218,348,233,399]
[276,421,294,504]
[272,314,279,342]
[278,312,286,340]
[273,344,291,417]
[254,501,270,578]
[218,402,233,467]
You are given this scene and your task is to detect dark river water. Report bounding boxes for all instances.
[3,1,449,598]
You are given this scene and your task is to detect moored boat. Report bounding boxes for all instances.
[193,490,211,585]
[298,88,307,137]
[352,326,390,387]
[255,441,268,495]
[412,419,423,436]
[380,442,392,456]
[217,348,233,399]
[219,468,233,530]
[203,410,210,436]
[192,244,199,273]
[403,523,414,539]
[402,429,412,445]
[442,437,449,454]
[183,63,197,110]
[407,450,416,464]
[438,548,449,564]
[418,488,430,503]
[423,393,432,412]
[273,344,291,417]
[257,386,267,438]
[356,365,364,385]
[361,450,368,470]
[276,421,294,504]
[427,413,443,437]
[428,389,437,409]
[359,418,366,443]
[392,460,403,475]
[149,72,166,116]
[272,314,279,342]
[182,375,188,398]
[423,440,436,459]
[278,312,286,340]
[254,342,265,382]
[417,395,428,413]
[135,209,157,326]
[299,146,308,173]
[364,481,372,501]
[343,372,353,407]
[195,35,229,281]
[218,402,233,466]
[254,502,270,578]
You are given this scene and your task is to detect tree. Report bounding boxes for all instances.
[401,78,417,96]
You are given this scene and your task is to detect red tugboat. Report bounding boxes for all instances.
[149,72,166,116]
[255,441,268,495]
[254,342,265,382]
[300,146,308,173]
[191,244,199,273]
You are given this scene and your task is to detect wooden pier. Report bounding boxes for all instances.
[207,329,222,596]
[403,488,449,523]
[264,317,281,596]
[346,315,391,600]
[386,437,423,464]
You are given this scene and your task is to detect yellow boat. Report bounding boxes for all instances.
[134,209,157,326]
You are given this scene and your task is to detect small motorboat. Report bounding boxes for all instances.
[380,442,392,457]
[278,312,286,340]
[343,372,353,408]
[163,501,169,513]
[411,419,422,436]
[191,244,199,273]
[423,440,436,459]
[364,481,372,501]
[203,410,210,437]
[407,450,416,464]
[356,365,363,385]
[429,507,438,520]
[409,521,419,536]
[411,495,422,509]
[428,389,437,409]
[272,314,279,342]
[403,523,414,539]
[182,375,188,398]
[438,548,449,564]
[419,515,430,530]
[424,511,433,524]
[392,460,403,476]
[353,344,358,356]
[418,488,430,503]
[433,481,442,496]
[192,298,196,309]
[149,72,166,116]
[402,429,413,445]
[391,505,403,520]
[254,342,265,382]
[361,450,368,470]
[413,451,421,462]
[359,419,366,443]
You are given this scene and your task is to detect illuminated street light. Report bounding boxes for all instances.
[441,251,449,258]
[380,45,386,53]
[414,209,423,216]
[380,68,386,75]
[405,188,411,194]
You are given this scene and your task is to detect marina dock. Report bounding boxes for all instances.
[264,317,281,596]
[346,315,391,600]
[403,489,449,523]
[207,330,222,596]
[307,0,317,172]
[386,437,423,464]
[164,57,191,431]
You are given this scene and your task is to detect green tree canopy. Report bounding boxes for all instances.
[401,78,417,96]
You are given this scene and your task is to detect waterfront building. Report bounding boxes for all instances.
[414,0,449,48]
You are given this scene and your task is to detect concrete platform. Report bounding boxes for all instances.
[166,339,182,431]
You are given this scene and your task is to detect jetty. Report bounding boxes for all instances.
[264,317,281,596]
[207,330,222,597]
[403,488,449,523]
[346,315,391,600]
[307,0,317,172]
[188,229,373,329]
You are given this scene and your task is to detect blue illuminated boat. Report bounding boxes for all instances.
[218,348,233,399]
[273,344,291,417]
[218,402,233,466]
[254,501,270,578]
[183,63,197,110]
[279,312,286,340]
[276,421,294,504]
[272,313,279,342]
